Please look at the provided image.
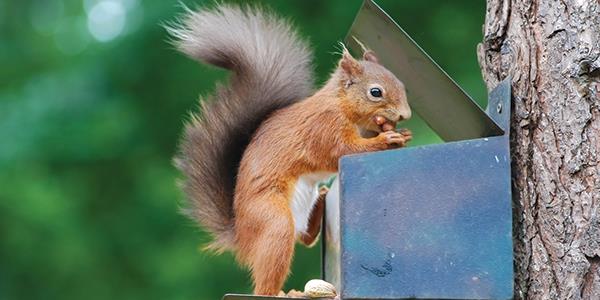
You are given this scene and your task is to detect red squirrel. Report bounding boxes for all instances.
[169,3,411,296]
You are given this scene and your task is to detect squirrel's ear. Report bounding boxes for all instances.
[363,50,379,64]
[352,37,380,64]
[339,47,363,78]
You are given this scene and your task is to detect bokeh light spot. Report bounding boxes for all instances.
[86,0,126,42]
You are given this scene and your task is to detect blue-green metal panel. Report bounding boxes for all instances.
[337,136,512,299]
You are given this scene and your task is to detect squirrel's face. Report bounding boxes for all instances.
[338,48,411,133]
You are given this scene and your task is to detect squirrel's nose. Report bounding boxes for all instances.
[390,107,411,122]
[385,105,411,123]
[400,107,411,121]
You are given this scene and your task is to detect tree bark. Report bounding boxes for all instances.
[477,0,600,299]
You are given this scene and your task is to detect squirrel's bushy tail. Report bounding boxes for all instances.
[168,4,313,252]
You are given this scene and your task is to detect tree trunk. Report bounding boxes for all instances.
[477,0,600,299]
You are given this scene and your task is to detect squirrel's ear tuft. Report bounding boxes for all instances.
[339,46,363,78]
[351,37,380,64]
[363,50,379,64]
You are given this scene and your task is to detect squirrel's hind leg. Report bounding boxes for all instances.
[235,193,296,296]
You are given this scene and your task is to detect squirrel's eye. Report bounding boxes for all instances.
[369,87,383,98]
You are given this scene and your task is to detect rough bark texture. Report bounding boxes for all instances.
[477,0,600,299]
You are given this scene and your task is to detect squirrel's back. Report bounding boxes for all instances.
[168,4,314,252]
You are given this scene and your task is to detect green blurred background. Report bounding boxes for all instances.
[0,0,487,299]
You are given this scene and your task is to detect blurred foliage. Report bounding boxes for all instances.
[0,0,486,299]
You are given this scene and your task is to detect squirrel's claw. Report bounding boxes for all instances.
[379,131,409,148]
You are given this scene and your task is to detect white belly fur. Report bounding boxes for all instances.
[291,172,335,235]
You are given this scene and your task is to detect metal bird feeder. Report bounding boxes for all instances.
[225,0,514,299]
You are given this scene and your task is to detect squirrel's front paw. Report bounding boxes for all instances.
[378,130,410,148]
[398,128,413,142]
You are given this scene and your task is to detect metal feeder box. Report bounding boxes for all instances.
[225,0,514,299]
